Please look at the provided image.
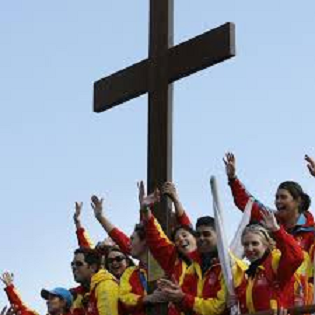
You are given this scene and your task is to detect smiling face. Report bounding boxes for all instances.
[275,188,300,222]
[107,250,128,279]
[174,228,197,255]
[242,231,268,263]
[196,225,217,254]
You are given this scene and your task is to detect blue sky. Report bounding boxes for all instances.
[1,1,315,312]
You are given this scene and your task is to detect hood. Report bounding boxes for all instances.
[90,269,116,290]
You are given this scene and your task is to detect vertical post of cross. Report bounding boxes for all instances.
[147,0,173,233]
[146,2,173,314]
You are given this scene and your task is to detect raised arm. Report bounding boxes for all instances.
[91,195,131,255]
[305,154,315,178]
[224,152,271,222]
[161,182,192,227]
[1,273,37,315]
[261,210,304,287]
[74,202,94,249]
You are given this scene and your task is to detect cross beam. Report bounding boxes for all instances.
[93,2,235,313]
[94,22,235,112]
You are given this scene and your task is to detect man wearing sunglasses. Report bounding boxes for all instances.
[70,248,119,315]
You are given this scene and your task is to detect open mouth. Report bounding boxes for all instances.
[180,242,190,250]
[277,205,286,212]
[111,265,121,271]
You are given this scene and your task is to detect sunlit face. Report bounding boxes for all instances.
[196,225,217,254]
[242,232,268,263]
[46,295,66,315]
[107,251,128,279]
[174,228,197,255]
[71,253,94,284]
[275,188,300,221]
[130,231,147,259]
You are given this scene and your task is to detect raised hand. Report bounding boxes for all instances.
[261,210,280,232]
[305,155,315,177]
[161,182,179,203]
[140,189,161,209]
[137,181,145,207]
[223,152,236,180]
[0,272,14,287]
[91,195,104,221]
[73,202,83,224]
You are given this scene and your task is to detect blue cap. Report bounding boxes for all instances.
[41,287,73,308]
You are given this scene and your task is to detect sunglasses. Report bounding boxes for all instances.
[195,231,213,238]
[107,256,126,264]
[71,261,85,268]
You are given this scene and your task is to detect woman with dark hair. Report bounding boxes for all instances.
[105,247,134,280]
[139,182,197,284]
[224,152,315,305]
[232,210,304,313]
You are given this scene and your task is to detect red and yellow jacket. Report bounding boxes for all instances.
[76,226,131,255]
[76,227,94,249]
[70,285,88,315]
[4,285,39,315]
[145,214,192,285]
[229,177,315,304]
[84,269,119,315]
[77,210,191,256]
[177,257,227,315]
[233,226,304,314]
[119,265,148,315]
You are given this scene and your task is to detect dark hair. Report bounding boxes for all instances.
[196,216,215,230]
[278,181,311,213]
[171,225,195,242]
[134,223,146,240]
[105,246,134,271]
[74,248,101,271]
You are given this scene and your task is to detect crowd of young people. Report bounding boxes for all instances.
[1,153,315,315]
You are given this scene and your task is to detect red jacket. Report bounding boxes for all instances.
[70,285,87,315]
[145,213,194,315]
[4,284,71,315]
[76,226,131,256]
[177,257,227,315]
[119,265,148,315]
[145,214,193,284]
[229,177,315,304]
[233,226,304,313]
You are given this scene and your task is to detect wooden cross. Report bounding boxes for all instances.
[93,1,235,312]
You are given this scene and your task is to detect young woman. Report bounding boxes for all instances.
[224,153,315,304]
[105,247,134,280]
[140,181,196,284]
[73,198,133,279]
[232,210,304,313]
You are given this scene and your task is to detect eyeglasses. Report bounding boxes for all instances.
[195,231,213,238]
[107,256,126,264]
[71,261,85,268]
